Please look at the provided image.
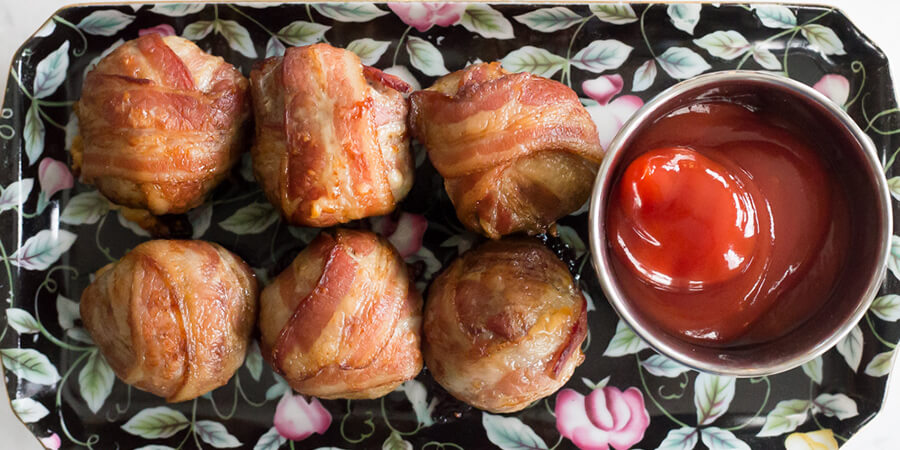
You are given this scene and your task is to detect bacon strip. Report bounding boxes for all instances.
[79,240,258,403]
[272,233,402,379]
[135,33,195,90]
[273,242,349,359]
[410,62,605,238]
[423,238,587,413]
[260,229,423,399]
[75,34,250,215]
[363,65,412,94]
[551,294,588,378]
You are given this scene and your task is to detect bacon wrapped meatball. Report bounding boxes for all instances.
[250,44,414,227]
[410,62,605,239]
[73,34,250,216]
[423,239,587,413]
[259,229,423,399]
[80,240,258,402]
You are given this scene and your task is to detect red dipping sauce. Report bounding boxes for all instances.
[607,101,850,347]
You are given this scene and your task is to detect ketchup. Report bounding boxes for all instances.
[607,101,848,346]
[611,147,759,290]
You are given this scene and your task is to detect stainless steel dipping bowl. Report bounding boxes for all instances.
[588,71,892,376]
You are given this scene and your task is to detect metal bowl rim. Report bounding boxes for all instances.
[587,70,893,376]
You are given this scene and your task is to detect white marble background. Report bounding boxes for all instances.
[1,1,898,449]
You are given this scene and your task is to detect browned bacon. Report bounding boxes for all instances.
[423,239,587,413]
[259,229,423,399]
[410,62,605,238]
[250,44,414,227]
[75,34,250,215]
[80,240,258,402]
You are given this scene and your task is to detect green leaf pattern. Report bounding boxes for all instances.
[11,398,50,423]
[757,400,810,437]
[346,38,391,66]
[312,3,388,23]
[60,191,109,225]
[657,427,699,450]
[801,24,847,56]
[802,356,824,385]
[276,21,330,47]
[33,41,70,99]
[405,36,448,77]
[632,59,657,92]
[589,4,638,25]
[864,351,893,377]
[77,10,135,36]
[459,4,514,40]
[6,308,41,334]
[871,295,900,321]
[253,427,286,450]
[513,7,583,33]
[217,20,258,58]
[24,103,44,166]
[701,427,750,450]
[753,6,797,29]
[656,47,712,79]
[694,373,736,425]
[836,324,864,372]
[501,46,567,78]
[9,229,77,271]
[694,30,750,60]
[195,420,242,448]
[603,319,649,357]
[1,348,61,385]
[122,407,191,439]
[482,413,548,450]
[183,20,215,40]
[812,393,859,420]
[570,39,633,73]
[0,179,34,212]
[244,340,263,382]
[149,4,206,17]
[667,4,702,35]
[56,294,80,330]
[79,351,115,414]
[219,202,279,234]
[640,353,691,378]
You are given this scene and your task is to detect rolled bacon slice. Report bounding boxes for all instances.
[80,240,259,402]
[74,34,250,216]
[423,238,588,413]
[250,44,414,227]
[259,229,423,399]
[410,62,605,239]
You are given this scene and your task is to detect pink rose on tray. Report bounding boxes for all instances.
[138,24,176,38]
[388,3,467,32]
[38,157,73,199]
[812,74,850,107]
[40,433,61,450]
[273,393,332,441]
[370,212,428,258]
[556,386,650,450]
[582,74,644,149]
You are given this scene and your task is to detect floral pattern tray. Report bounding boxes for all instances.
[2,3,900,450]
